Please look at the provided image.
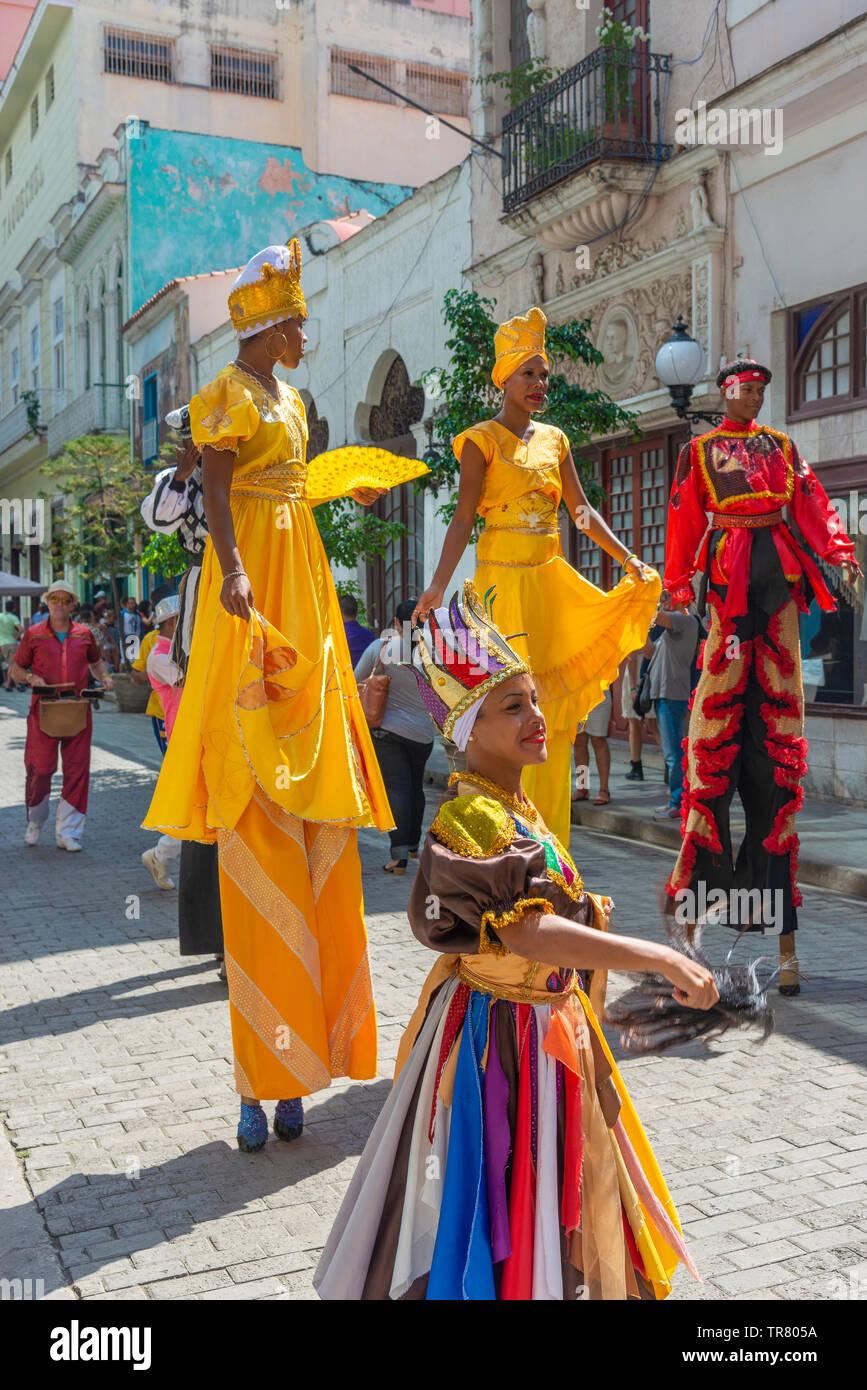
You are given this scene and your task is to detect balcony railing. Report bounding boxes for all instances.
[45,385,128,457]
[502,47,672,212]
[0,401,32,456]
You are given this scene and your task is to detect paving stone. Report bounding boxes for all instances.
[1,704,865,1303]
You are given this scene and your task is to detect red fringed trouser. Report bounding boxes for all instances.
[24,705,93,843]
[666,595,805,933]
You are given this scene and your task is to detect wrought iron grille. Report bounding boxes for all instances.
[104,28,175,84]
[211,46,279,100]
[502,47,672,212]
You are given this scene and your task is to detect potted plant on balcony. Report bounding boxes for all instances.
[596,6,649,144]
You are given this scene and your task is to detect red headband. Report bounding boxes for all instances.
[723,368,766,392]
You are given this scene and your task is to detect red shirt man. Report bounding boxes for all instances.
[12,580,113,851]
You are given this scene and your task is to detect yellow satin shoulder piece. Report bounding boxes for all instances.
[189,368,260,450]
[429,794,516,859]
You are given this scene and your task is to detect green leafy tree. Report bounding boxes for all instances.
[40,435,164,668]
[140,528,189,581]
[419,288,638,522]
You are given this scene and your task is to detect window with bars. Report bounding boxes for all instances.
[608,453,634,551]
[5,149,12,185]
[211,46,278,100]
[405,62,468,116]
[570,439,667,589]
[30,98,39,137]
[329,49,468,115]
[788,284,867,420]
[574,458,602,586]
[639,446,666,570]
[11,346,19,405]
[45,66,55,108]
[104,28,175,84]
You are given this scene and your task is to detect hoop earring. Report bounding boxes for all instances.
[265,329,288,360]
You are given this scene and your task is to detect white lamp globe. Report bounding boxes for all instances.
[655,316,706,387]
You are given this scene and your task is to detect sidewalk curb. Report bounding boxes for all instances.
[425,768,867,900]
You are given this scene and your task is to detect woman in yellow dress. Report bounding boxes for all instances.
[144,240,419,1151]
[414,307,661,847]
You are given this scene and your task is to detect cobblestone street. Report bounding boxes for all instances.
[1,694,866,1303]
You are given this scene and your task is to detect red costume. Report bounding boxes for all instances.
[15,619,100,844]
[663,413,854,933]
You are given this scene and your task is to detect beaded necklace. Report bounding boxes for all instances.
[450,770,582,898]
[449,769,538,822]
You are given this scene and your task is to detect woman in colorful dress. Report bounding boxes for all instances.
[315,582,717,1301]
[144,240,422,1150]
[413,308,660,847]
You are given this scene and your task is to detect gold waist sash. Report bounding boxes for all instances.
[457,950,577,1004]
[482,493,559,536]
[231,459,307,503]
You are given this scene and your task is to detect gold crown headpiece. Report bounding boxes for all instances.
[411,580,531,746]
[228,238,307,337]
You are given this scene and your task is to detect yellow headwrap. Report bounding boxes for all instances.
[491,306,549,389]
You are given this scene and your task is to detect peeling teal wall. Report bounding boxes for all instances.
[128,126,413,312]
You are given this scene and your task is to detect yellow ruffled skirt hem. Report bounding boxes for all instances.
[475,536,660,734]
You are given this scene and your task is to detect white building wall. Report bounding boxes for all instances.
[291,158,474,601]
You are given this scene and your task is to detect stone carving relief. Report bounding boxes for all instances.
[589,271,693,399]
[527,1,547,61]
[596,305,640,396]
[692,256,711,365]
[570,236,667,290]
[690,175,714,230]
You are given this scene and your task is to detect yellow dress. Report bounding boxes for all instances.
[144,363,394,1099]
[454,420,661,844]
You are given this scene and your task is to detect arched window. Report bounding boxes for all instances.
[360,355,425,628]
[789,284,867,419]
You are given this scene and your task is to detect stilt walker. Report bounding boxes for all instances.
[414,308,660,846]
[663,359,861,993]
[143,238,425,1148]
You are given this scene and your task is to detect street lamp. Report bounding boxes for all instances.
[655,315,723,428]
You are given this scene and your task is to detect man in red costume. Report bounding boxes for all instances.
[663,359,861,993]
[11,579,114,851]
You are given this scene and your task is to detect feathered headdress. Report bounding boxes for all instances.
[411,580,531,748]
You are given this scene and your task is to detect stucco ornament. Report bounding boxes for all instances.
[596,305,639,395]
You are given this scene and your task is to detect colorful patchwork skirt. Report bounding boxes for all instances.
[314,961,700,1301]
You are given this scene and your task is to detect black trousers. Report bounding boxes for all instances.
[178,841,224,955]
[371,728,433,858]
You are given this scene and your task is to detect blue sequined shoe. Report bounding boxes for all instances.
[274,1097,303,1142]
[237,1102,268,1153]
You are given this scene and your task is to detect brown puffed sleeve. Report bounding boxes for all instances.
[407,833,592,956]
